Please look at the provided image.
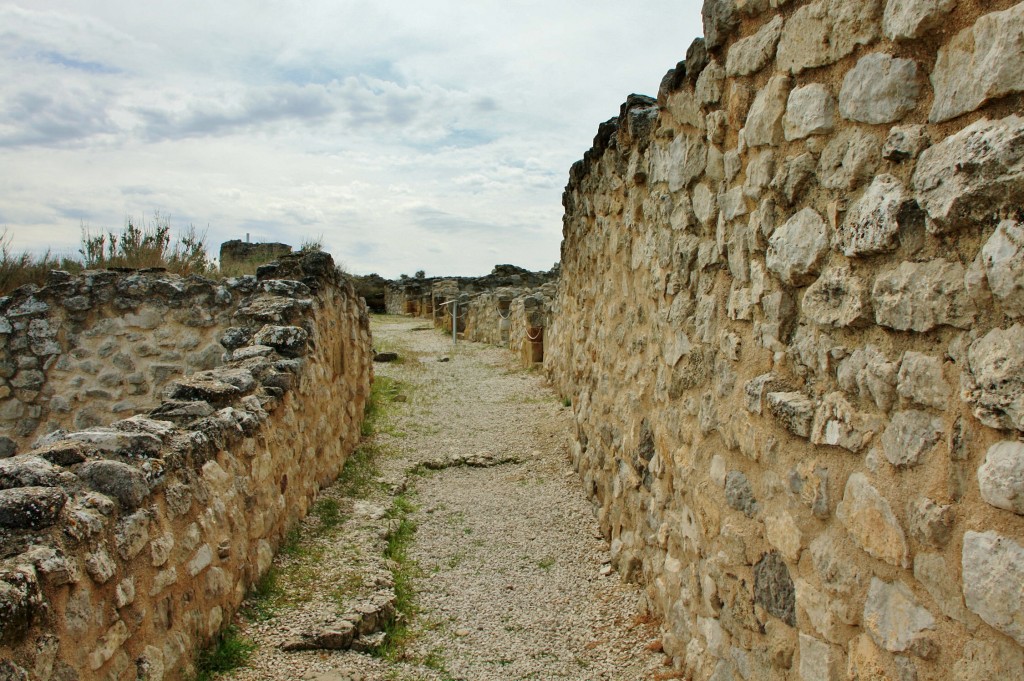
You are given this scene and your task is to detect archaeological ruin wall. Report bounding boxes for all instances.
[0,252,372,680]
[546,1,1024,679]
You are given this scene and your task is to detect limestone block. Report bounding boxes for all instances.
[796,578,847,642]
[84,548,116,584]
[872,259,975,332]
[913,552,972,626]
[707,111,727,146]
[697,60,725,105]
[895,351,948,410]
[907,497,954,548]
[765,510,802,561]
[693,183,718,227]
[883,0,955,40]
[811,392,883,453]
[837,346,896,410]
[783,84,835,141]
[767,391,815,438]
[0,486,66,530]
[0,455,62,490]
[863,578,936,658]
[776,0,883,74]
[766,208,829,286]
[720,187,748,221]
[745,75,790,147]
[798,633,843,681]
[836,472,908,567]
[818,129,880,191]
[743,149,775,199]
[961,530,1024,645]
[981,220,1024,319]
[802,268,871,329]
[839,53,920,124]
[703,0,740,48]
[754,552,796,626]
[881,410,944,468]
[838,174,918,257]
[962,324,1024,432]
[882,124,929,162]
[116,510,151,560]
[770,152,817,205]
[188,544,214,576]
[650,132,707,192]
[913,115,1024,234]
[929,4,1024,122]
[726,15,784,77]
[77,460,150,510]
[149,567,177,596]
[977,440,1024,515]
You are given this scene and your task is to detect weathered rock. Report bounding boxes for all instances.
[702,0,739,49]
[977,440,1024,515]
[766,208,830,286]
[767,391,815,438]
[896,352,948,410]
[882,124,929,162]
[872,259,975,332]
[818,129,880,191]
[776,0,883,74]
[0,455,62,490]
[725,470,758,517]
[913,115,1024,234]
[165,376,240,406]
[783,84,836,141]
[953,637,1024,681]
[651,133,707,192]
[863,578,936,658]
[798,633,843,681]
[62,429,163,459]
[838,174,919,257]
[881,410,944,468]
[252,324,309,357]
[802,268,871,329]
[810,392,882,453]
[0,486,67,529]
[883,0,955,40]
[0,565,41,646]
[963,324,1024,432]
[907,498,954,548]
[745,75,790,148]
[84,548,116,584]
[961,530,1024,645]
[771,153,817,205]
[696,60,725,106]
[981,220,1024,319]
[725,15,783,77]
[839,53,920,124]
[76,460,150,510]
[754,552,796,627]
[929,4,1024,123]
[836,472,908,567]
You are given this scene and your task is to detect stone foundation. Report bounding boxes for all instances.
[547,1,1024,678]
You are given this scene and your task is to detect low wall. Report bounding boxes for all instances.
[0,252,372,680]
[460,284,556,366]
[547,1,1024,679]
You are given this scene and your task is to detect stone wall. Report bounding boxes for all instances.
[0,252,372,680]
[547,1,1024,679]
[460,284,557,365]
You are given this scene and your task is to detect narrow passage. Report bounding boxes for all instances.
[231,315,665,681]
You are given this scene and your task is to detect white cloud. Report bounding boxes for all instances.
[0,0,704,277]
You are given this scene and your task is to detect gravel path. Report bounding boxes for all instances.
[230,315,666,681]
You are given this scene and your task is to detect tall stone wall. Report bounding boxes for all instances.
[547,1,1024,679]
[0,252,372,680]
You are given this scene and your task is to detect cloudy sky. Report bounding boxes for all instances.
[0,1,703,278]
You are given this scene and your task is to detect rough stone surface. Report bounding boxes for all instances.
[754,552,796,627]
[811,392,882,453]
[981,220,1024,319]
[929,4,1024,123]
[745,75,791,148]
[977,440,1024,515]
[818,129,880,191]
[962,530,1024,645]
[0,486,67,530]
[783,84,836,141]
[872,259,975,332]
[880,410,944,468]
[802,268,871,329]
[726,15,783,77]
[836,473,908,567]
[963,324,1024,432]
[913,115,1024,235]
[863,578,936,658]
[883,0,955,40]
[896,351,949,409]
[838,174,918,257]
[75,460,150,510]
[725,470,758,517]
[882,124,929,162]
[776,0,883,74]
[839,53,920,124]
[798,633,843,681]
[766,208,830,286]
[767,391,815,438]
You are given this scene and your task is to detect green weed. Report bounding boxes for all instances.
[193,626,256,681]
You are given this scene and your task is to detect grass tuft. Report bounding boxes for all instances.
[193,626,256,681]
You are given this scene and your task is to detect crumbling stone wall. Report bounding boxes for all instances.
[460,283,557,365]
[0,252,372,680]
[547,1,1024,679]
